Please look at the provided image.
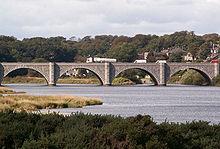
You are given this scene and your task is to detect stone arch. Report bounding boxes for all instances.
[114,67,159,85]
[169,67,212,85]
[57,67,104,85]
[3,67,49,84]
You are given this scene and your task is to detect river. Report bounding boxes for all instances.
[6,84,220,124]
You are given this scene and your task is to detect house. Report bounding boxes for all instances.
[211,44,219,54]
[206,44,220,63]
[137,52,150,60]
[161,49,170,56]
[184,52,196,62]
[144,52,149,59]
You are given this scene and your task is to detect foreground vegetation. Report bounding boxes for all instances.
[0,111,219,149]
[0,95,102,112]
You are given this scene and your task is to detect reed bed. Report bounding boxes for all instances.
[0,86,17,94]
[0,95,102,112]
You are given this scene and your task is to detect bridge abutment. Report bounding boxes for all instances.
[214,63,220,77]
[159,62,167,86]
[104,62,112,86]
[49,62,56,86]
[0,64,3,86]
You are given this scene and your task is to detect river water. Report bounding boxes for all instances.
[6,84,220,124]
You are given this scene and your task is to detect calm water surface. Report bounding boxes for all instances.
[6,84,220,124]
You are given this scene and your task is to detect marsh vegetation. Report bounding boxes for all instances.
[0,95,102,112]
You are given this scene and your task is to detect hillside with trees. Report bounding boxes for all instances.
[0,31,220,63]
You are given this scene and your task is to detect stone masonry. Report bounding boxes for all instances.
[0,62,219,86]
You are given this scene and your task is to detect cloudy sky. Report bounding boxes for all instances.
[0,0,219,39]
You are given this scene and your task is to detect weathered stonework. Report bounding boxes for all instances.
[0,63,50,85]
[112,63,160,85]
[56,63,106,85]
[167,63,219,84]
[0,62,219,86]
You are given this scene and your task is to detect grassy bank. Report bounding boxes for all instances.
[112,77,135,85]
[0,87,15,94]
[212,75,220,86]
[0,86,21,94]
[3,76,100,84]
[0,95,102,112]
[3,76,46,84]
[57,77,100,84]
[168,70,208,85]
[0,112,219,149]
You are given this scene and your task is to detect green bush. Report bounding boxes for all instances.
[0,111,219,149]
[112,77,135,85]
[180,70,207,85]
[212,75,220,86]
[169,69,209,86]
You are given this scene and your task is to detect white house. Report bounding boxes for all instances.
[184,52,196,62]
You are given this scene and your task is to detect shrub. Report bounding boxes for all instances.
[112,77,135,85]
[0,111,219,148]
[212,75,220,86]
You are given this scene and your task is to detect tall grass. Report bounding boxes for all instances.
[57,77,100,84]
[0,86,16,94]
[3,76,100,84]
[0,95,102,112]
[3,76,46,84]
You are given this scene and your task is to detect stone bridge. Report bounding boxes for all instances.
[0,62,219,86]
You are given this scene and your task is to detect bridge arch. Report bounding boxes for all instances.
[3,67,49,84]
[114,67,159,85]
[169,67,212,85]
[57,67,104,85]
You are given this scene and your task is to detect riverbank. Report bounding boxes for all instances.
[112,77,135,85]
[3,76,139,85]
[0,85,103,112]
[0,86,25,94]
[0,95,102,112]
[0,111,219,148]
[3,76,100,84]
[168,69,209,85]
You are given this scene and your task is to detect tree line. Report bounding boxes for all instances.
[0,31,220,63]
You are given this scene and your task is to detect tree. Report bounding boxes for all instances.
[107,43,138,62]
[168,52,184,62]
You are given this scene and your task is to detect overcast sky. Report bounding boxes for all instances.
[0,0,219,39]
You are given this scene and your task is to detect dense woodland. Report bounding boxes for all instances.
[0,111,219,149]
[0,31,220,63]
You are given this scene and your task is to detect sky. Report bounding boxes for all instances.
[0,0,220,39]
